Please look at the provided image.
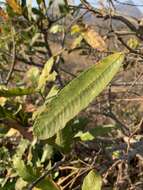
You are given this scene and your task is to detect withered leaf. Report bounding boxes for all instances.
[0,7,9,20]
[83,28,107,52]
[7,0,22,14]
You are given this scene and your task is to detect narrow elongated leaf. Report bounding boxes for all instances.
[0,87,36,97]
[33,53,124,140]
[37,57,57,91]
[82,170,102,190]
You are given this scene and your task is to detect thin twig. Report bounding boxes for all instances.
[5,36,16,85]
[27,158,65,190]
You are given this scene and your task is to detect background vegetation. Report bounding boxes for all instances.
[0,0,143,189]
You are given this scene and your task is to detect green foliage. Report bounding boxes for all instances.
[13,157,59,190]
[0,87,36,97]
[50,25,65,34]
[55,117,89,153]
[74,124,115,141]
[33,53,124,140]
[26,66,40,86]
[127,37,139,49]
[0,0,137,189]
[38,57,57,92]
[82,170,102,190]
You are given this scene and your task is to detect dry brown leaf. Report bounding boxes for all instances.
[0,7,9,20]
[7,0,22,14]
[83,28,107,52]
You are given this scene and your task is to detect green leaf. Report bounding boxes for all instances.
[127,37,139,49]
[0,87,36,97]
[41,144,54,163]
[71,24,82,35]
[13,158,60,190]
[71,35,83,49]
[2,181,16,190]
[45,85,60,104]
[26,66,40,86]
[27,0,33,20]
[32,86,59,120]
[37,57,57,91]
[30,33,41,47]
[74,124,115,141]
[33,53,124,140]
[55,124,73,153]
[13,157,37,182]
[50,25,64,34]
[82,170,102,190]
[15,139,30,159]
[55,117,89,153]
[75,131,95,141]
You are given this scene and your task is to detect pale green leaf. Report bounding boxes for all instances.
[33,53,124,140]
[15,178,27,190]
[45,85,60,104]
[71,35,83,49]
[41,144,54,163]
[82,170,102,190]
[37,57,57,91]
[127,37,139,49]
[27,0,33,20]
[30,33,41,47]
[74,124,115,141]
[75,131,94,141]
[26,67,40,85]
[32,86,59,120]
[15,139,30,159]
[32,104,47,120]
[50,25,64,34]
[71,24,82,35]
[0,97,7,106]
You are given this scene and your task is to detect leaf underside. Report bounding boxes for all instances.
[33,53,124,140]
